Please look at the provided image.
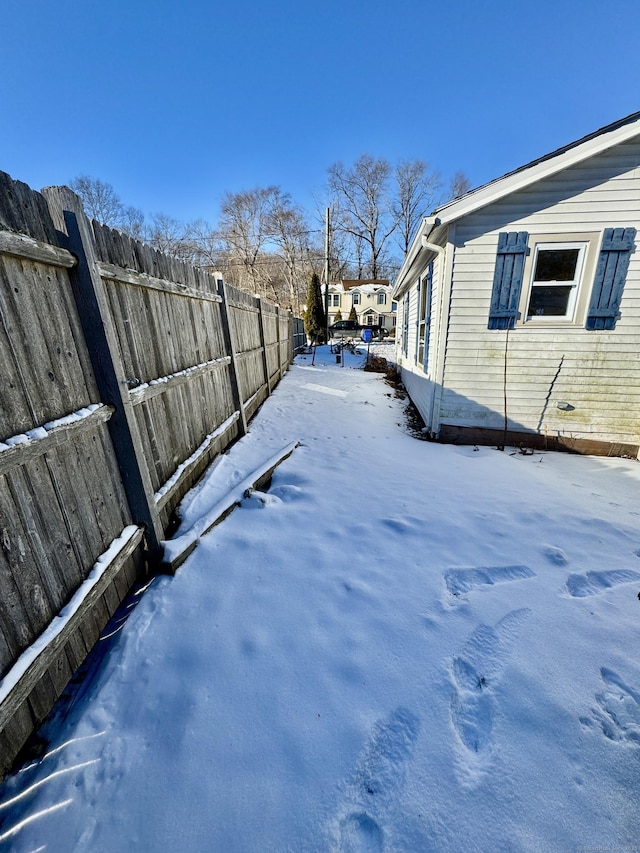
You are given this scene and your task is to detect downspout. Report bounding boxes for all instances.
[421,235,445,257]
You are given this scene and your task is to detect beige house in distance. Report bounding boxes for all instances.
[326,279,396,333]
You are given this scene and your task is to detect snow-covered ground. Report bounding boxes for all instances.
[1,343,640,852]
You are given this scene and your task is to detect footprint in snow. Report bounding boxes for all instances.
[580,668,640,745]
[565,569,640,597]
[450,609,530,765]
[444,564,535,596]
[334,707,419,852]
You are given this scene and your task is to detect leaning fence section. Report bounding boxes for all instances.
[0,171,300,777]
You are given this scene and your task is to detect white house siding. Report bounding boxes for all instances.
[437,138,640,448]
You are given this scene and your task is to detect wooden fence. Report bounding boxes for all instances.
[0,172,304,777]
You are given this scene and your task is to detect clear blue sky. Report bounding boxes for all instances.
[3,0,639,227]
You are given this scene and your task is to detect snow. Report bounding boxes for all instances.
[0,404,104,455]
[130,357,230,397]
[1,343,640,852]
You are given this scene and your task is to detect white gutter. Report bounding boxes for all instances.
[392,216,441,299]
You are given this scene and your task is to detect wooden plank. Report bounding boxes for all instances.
[45,438,109,566]
[27,669,59,725]
[0,543,33,674]
[128,357,232,405]
[0,255,67,428]
[0,171,59,245]
[62,628,90,673]
[257,299,272,395]
[45,645,74,701]
[38,265,102,413]
[120,280,157,385]
[0,230,76,269]
[98,262,221,303]
[0,477,53,641]
[0,404,113,477]
[154,292,193,463]
[0,701,33,778]
[0,624,15,683]
[134,401,163,492]
[0,260,38,438]
[10,457,84,601]
[0,257,96,434]
[217,280,248,435]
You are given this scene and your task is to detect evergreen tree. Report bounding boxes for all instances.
[348,305,357,322]
[304,272,326,344]
[333,309,342,322]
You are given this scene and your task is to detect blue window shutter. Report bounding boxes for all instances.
[488,232,529,330]
[586,227,636,330]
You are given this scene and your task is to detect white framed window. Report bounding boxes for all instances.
[330,293,340,307]
[417,264,433,369]
[352,292,361,305]
[519,234,598,325]
[377,292,386,305]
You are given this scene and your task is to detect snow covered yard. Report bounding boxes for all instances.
[1,342,640,852]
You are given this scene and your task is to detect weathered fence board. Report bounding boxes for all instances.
[0,170,300,776]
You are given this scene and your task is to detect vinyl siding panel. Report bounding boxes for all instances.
[438,138,640,447]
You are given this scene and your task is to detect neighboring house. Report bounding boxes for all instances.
[326,280,396,333]
[393,112,640,457]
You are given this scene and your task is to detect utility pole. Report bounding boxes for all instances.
[324,206,330,341]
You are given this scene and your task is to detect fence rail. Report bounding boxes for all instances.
[0,171,305,777]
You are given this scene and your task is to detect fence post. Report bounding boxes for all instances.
[216,278,248,436]
[257,298,271,396]
[276,306,283,380]
[42,187,164,559]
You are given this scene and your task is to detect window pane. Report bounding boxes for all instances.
[534,249,579,282]
[528,284,573,316]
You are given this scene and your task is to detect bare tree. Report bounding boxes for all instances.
[187,219,224,268]
[146,213,198,261]
[217,187,281,296]
[448,171,473,200]
[69,175,124,225]
[327,155,400,279]
[268,191,316,313]
[393,159,442,256]
[119,205,147,241]
[69,175,149,241]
